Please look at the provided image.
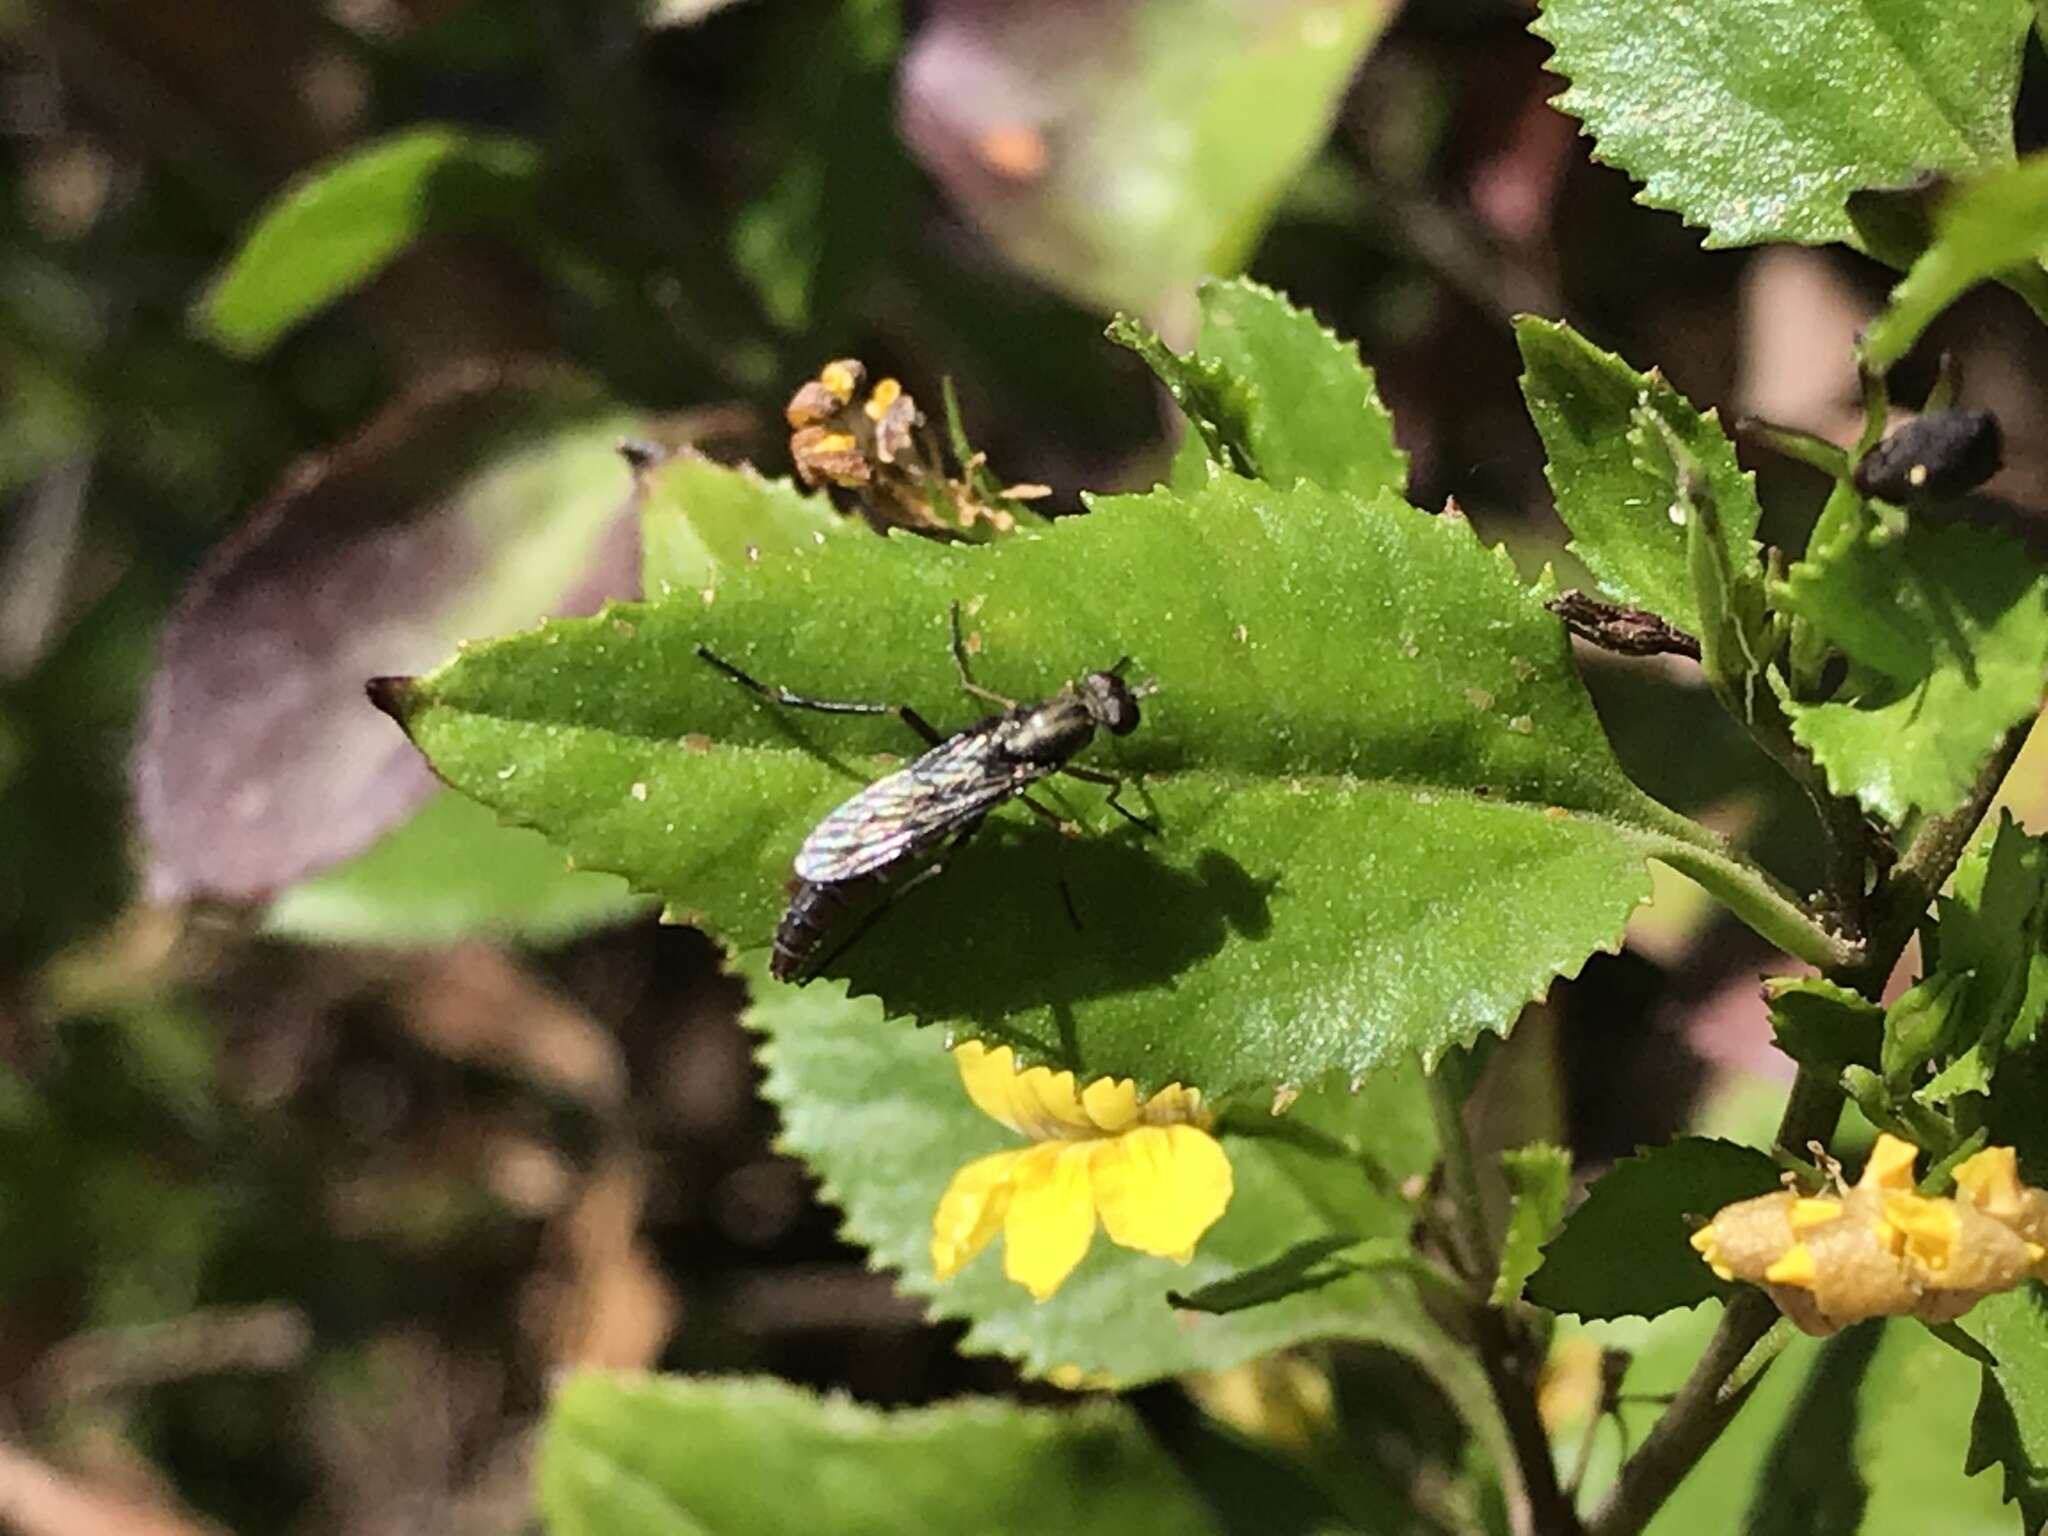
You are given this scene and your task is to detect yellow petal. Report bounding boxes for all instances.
[1139,1082,1209,1129]
[931,1150,1023,1279]
[1789,1197,1845,1233]
[1764,1242,1818,1288]
[1860,1134,1921,1192]
[1090,1123,1234,1259]
[1953,1146,2024,1218]
[1079,1075,1143,1132]
[955,1042,1092,1140]
[1003,1144,1098,1299]
[1883,1191,1962,1272]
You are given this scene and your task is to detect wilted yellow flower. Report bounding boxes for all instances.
[1690,1133,2048,1335]
[931,1042,1234,1301]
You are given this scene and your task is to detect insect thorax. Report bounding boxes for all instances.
[994,698,1098,765]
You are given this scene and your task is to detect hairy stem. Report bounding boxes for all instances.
[1644,830,1861,974]
[1586,714,2036,1536]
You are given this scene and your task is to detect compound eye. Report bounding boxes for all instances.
[1099,679,1141,734]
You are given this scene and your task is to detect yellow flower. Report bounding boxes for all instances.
[1690,1133,2048,1335]
[930,1042,1234,1301]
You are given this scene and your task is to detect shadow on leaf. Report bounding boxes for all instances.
[815,821,1274,1035]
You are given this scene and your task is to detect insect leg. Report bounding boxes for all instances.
[1057,763,1160,835]
[696,644,944,745]
[1014,791,1085,929]
[947,601,1017,712]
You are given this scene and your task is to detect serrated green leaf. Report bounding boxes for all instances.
[1494,1143,1571,1306]
[1566,1313,2011,1534]
[198,126,541,357]
[1940,813,2048,1049]
[1766,976,1882,1078]
[1526,1138,1780,1320]
[1965,1286,2048,1532]
[902,0,1393,316]
[1515,318,1760,638]
[637,452,848,600]
[747,953,1443,1384]
[1559,1307,1819,1529]
[1778,520,2048,823]
[537,1370,1223,1536]
[1104,314,1259,477]
[1531,0,2029,249]
[1166,277,1407,499]
[264,789,647,946]
[1909,818,2048,1113]
[1863,155,2048,374]
[377,473,1821,1095]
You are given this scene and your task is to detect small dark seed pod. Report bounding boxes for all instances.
[1852,408,2003,501]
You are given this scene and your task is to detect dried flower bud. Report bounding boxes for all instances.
[1690,1134,2048,1334]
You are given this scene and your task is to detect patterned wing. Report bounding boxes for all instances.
[793,729,1038,882]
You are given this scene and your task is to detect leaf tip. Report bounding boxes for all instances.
[617,437,670,477]
[365,674,419,724]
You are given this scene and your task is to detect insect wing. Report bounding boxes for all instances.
[793,731,1019,882]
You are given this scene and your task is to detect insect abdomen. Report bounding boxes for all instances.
[771,878,861,981]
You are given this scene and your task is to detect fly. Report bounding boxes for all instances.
[694,604,1155,981]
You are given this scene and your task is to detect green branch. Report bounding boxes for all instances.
[1640,825,1862,973]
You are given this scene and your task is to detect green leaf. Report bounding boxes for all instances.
[748,953,1446,1384]
[1777,520,2048,823]
[1825,1317,2015,1536]
[198,126,541,357]
[1766,976,1882,1078]
[900,0,1394,315]
[1664,408,1772,725]
[1938,814,2048,1053]
[1158,278,1408,500]
[1493,1143,1571,1306]
[376,473,1826,1095]
[1167,1234,1400,1315]
[1565,1313,2011,1534]
[636,451,848,600]
[1104,314,1259,477]
[729,0,906,337]
[1531,0,2029,249]
[1526,1138,1780,1320]
[1863,155,2048,374]
[1742,1325,1880,1536]
[537,1370,1223,1536]
[1515,318,1761,638]
[1906,817,2048,1112]
[1965,1286,2048,1532]
[1883,969,1973,1088]
[263,790,648,946]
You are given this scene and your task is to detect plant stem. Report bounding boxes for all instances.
[1476,1304,1583,1536]
[1427,1068,1584,1535]
[1427,1065,1494,1285]
[1645,830,1860,974]
[1584,713,2036,1536]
